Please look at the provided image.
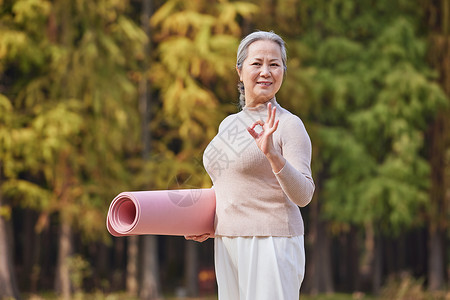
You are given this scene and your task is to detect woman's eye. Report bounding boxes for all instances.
[252,62,261,66]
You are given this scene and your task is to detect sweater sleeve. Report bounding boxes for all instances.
[274,115,315,207]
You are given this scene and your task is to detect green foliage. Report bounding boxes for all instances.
[1,0,448,294]
[311,17,447,234]
[249,0,448,235]
[0,0,146,239]
[144,0,258,190]
[0,94,13,176]
[67,254,92,293]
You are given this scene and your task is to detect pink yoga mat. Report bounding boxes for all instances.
[107,188,216,237]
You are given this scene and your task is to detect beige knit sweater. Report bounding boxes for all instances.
[203,98,315,237]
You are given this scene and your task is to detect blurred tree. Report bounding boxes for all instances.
[0,0,146,297]
[147,0,258,178]
[142,0,257,296]
[424,0,450,291]
[1,0,447,296]
[300,2,447,294]
[138,0,160,298]
[0,96,21,300]
[247,0,448,294]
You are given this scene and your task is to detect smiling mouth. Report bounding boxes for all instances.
[257,82,272,86]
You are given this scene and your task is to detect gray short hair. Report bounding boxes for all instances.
[236,31,287,108]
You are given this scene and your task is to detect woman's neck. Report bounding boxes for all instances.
[245,97,275,108]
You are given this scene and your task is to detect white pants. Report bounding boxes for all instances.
[214,236,305,300]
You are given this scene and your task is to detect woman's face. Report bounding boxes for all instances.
[237,40,284,108]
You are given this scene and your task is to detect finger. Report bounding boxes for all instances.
[199,235,209,242]
[247,127,259,139]
[266,103,272,123]
[185,234,209,242]
[248,120,264,138]
[272,119,279,132]
[198,234,210,242]
[265,119,279,137]
[268,106,277,128]
[254,120,265,127]
[185,234,205,239]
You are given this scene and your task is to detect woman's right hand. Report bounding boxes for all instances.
[185,233,211,242]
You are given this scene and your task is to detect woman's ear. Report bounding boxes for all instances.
[236,66,242,81]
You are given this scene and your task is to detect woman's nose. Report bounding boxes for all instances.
[260,64,270,77]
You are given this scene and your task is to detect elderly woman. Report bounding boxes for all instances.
[188,31,315,300]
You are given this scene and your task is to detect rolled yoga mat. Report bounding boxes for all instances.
[106,188,216,237]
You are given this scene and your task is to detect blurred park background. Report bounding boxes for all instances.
[0,0,449,299]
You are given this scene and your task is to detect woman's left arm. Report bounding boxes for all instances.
[247,103,315,207]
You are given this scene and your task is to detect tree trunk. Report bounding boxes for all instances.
[425,0,450,290]
[0,190,21,299]
[358,223,375,292]
[29,230,41,293]
[427,109,446,291]
[22,209,39,292]
[139,0,152,160]
[337,227,359,292]
[347,227,359,292]
[372,235,383,295]
[55,220,73,300]
[303,193,334,294]
[112,237,126,290]
[140,236,159,300]
[185,240,199,297]
[138,1,160,298]
[127,235,139,297]
[316,220,334,293]
[428,228,445,290]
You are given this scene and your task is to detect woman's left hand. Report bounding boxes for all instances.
[247,102,279,156]
[247,102,286,173]
[185,233,210,242]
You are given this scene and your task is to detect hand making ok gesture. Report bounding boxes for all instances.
[247,102,279,156]
[247,102,286,173]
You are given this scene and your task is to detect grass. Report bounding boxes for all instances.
[22,290,449,300]
[301,293,374,300]
[23,293,369,300]
[163,292,374,300]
